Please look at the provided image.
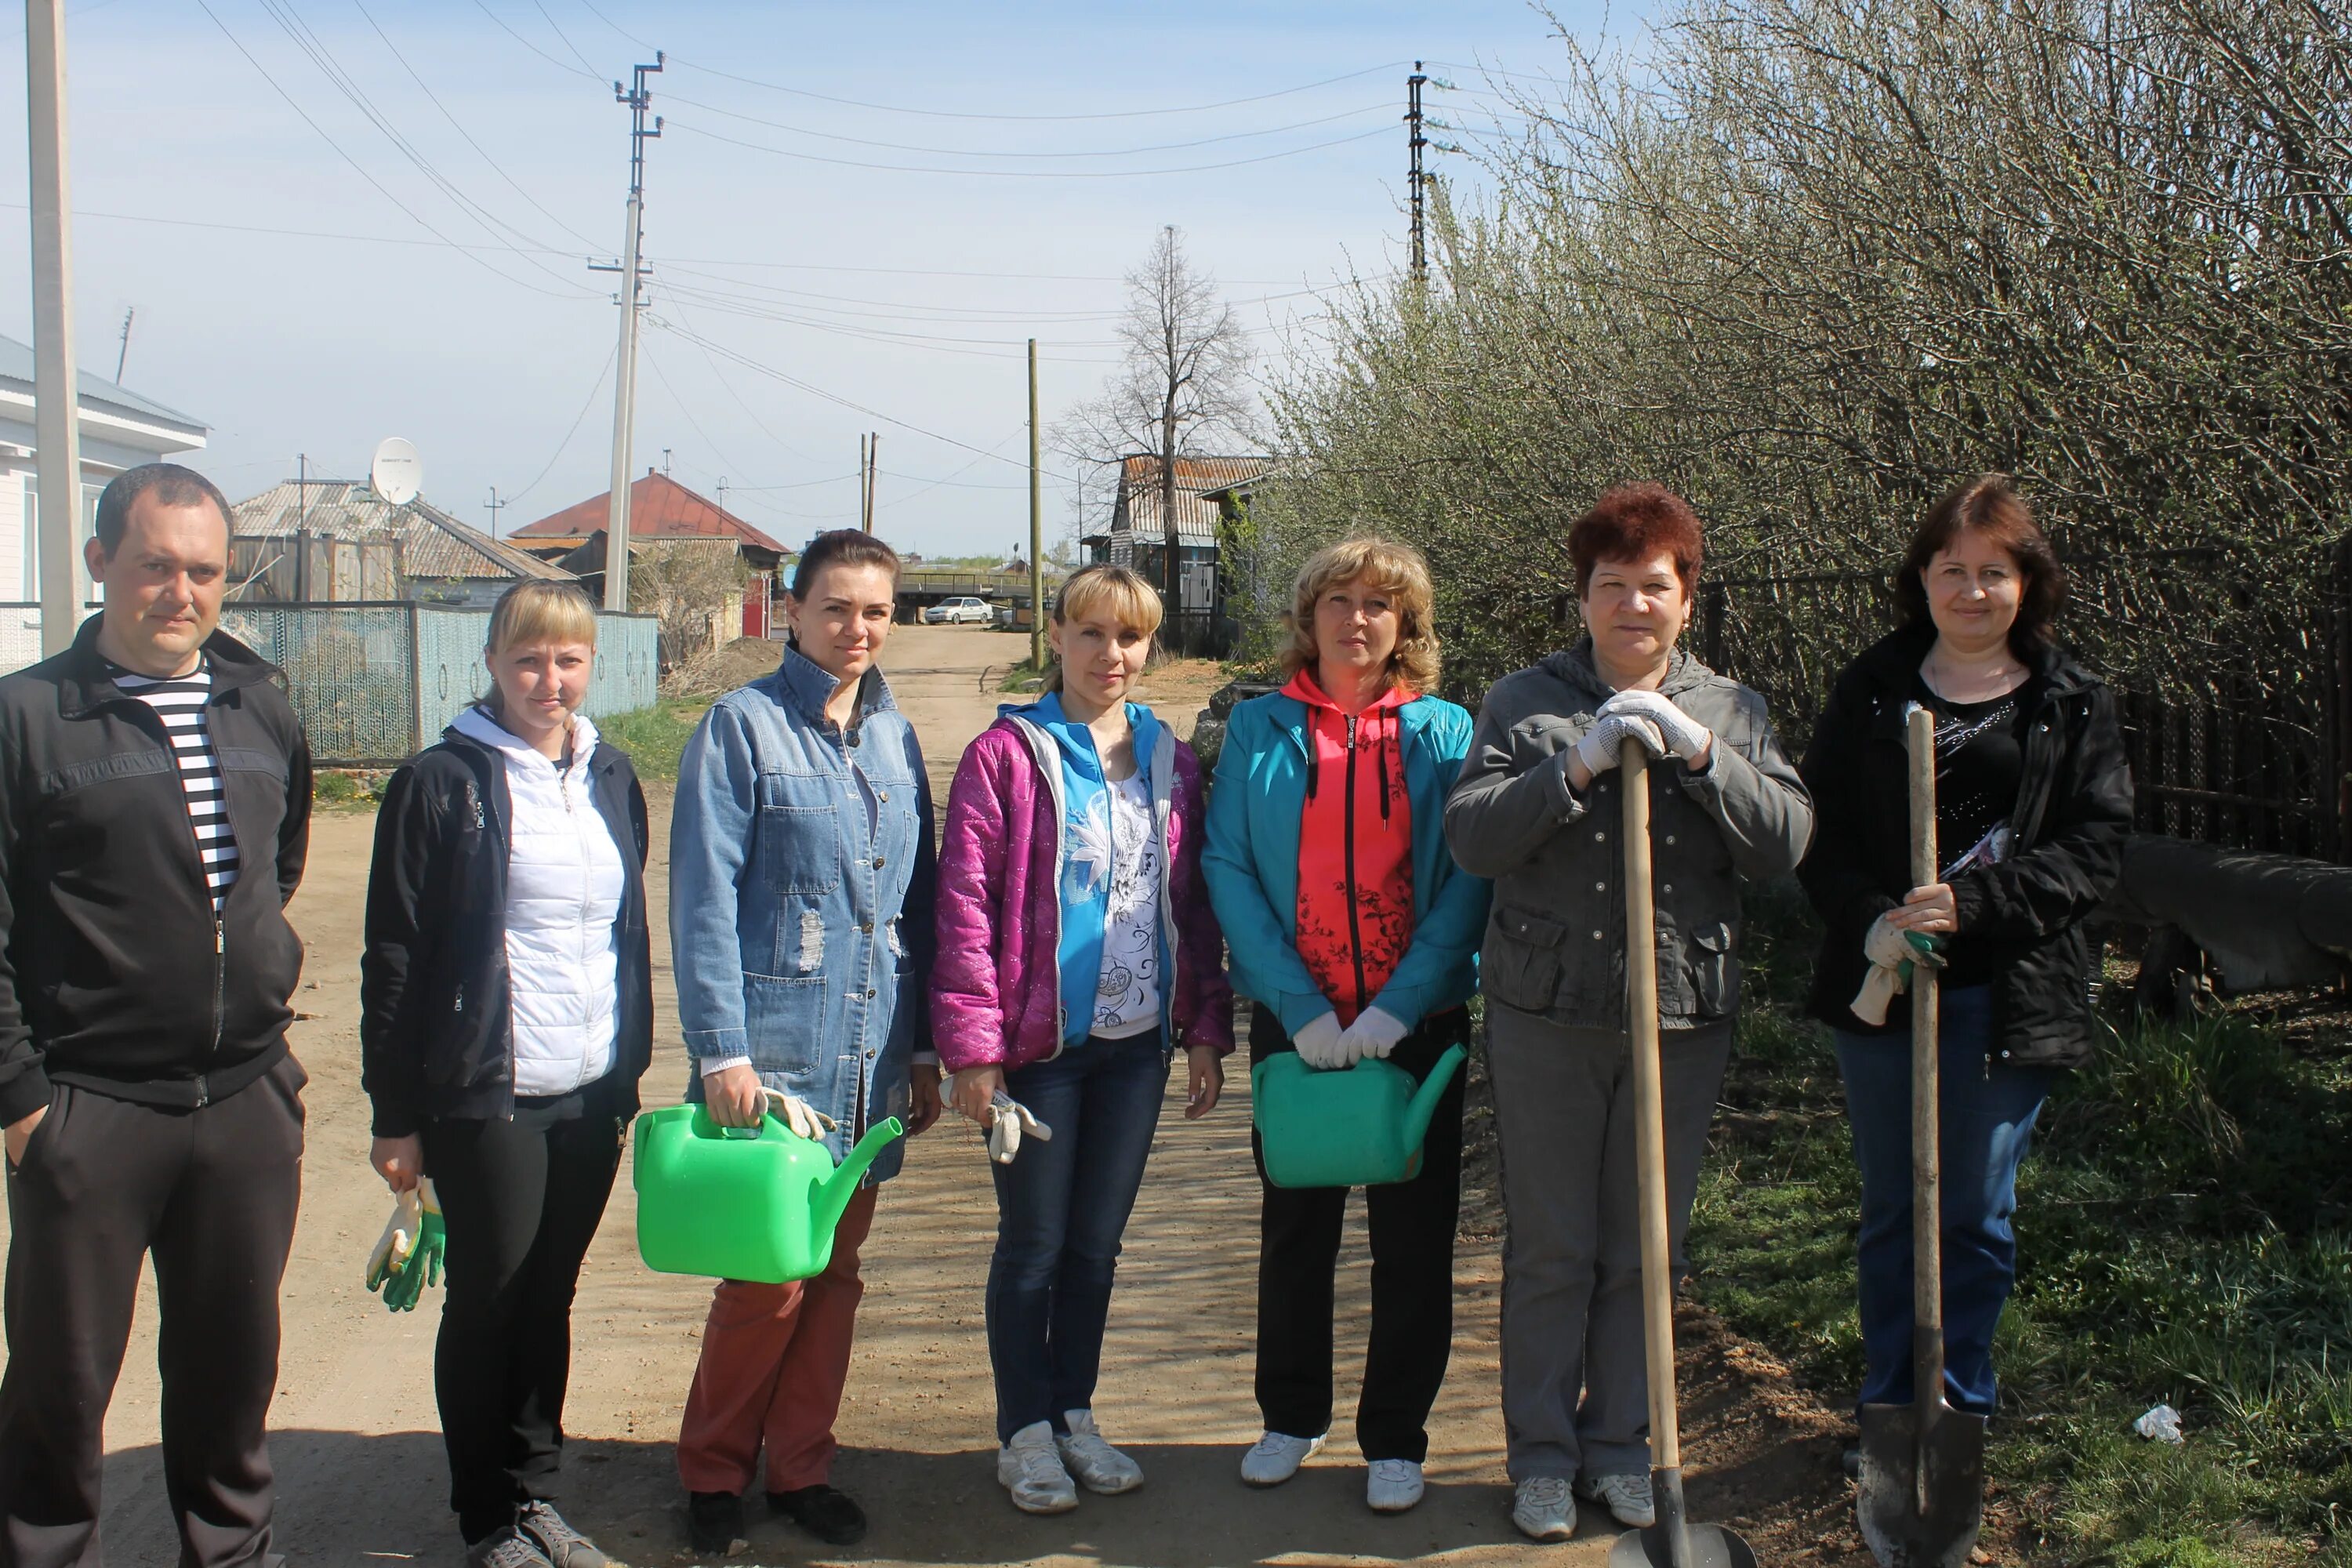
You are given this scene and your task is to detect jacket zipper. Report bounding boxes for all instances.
[1344,714,1368,1014]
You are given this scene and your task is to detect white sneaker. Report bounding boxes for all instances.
[1055,1410,1144,1495]
[1577,1471,1656,1527]
[1512,1476,1577,1541]
[1239,1430,1325,1486]
[1366,1458,1424,1512]
[996,1421,1079,1514]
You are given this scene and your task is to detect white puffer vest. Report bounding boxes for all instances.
[452,705,624,1097]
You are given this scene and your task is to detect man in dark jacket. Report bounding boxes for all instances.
[0,463,313,1568]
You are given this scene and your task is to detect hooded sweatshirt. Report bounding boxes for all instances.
[1282,670,1415,1026]
[451,704,624,1096]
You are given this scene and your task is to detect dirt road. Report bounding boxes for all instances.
[22,626,1635,1568]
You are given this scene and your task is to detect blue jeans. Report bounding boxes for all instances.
[1835,985,2053,1417]
[985,1033,1168,1443]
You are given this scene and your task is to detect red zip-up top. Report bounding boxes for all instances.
[1283,670,1415,1027]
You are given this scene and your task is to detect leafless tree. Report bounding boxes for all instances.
[1059,225,1254,603]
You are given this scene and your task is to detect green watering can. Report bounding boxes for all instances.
[1252,1043,1468,1189]
[633,1102,904,1284]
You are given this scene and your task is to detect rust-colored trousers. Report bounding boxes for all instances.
[675,1185,878,1495]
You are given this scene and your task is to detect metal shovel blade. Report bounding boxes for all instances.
[1607,1468,1759,1568]
[1856,1399,1987,1568]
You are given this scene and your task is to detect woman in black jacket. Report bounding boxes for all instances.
[1798,475,2131,1431]
[361,581,652,1568]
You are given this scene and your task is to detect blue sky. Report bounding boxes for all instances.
[0,0,1619,557]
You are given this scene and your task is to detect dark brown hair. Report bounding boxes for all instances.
[95,463,232,555]
[1893,474,2065,652]
[788,529,900,600]
[1569,482,1704,597]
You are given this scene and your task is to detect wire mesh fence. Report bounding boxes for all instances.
[0,603,660,766]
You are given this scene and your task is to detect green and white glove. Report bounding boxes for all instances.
[1849,915,1947,1026]
[364,1185,422,1295]
[379,1178,446,1313]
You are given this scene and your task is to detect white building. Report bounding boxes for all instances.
[0,333,210,604]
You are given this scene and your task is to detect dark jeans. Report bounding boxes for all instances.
[1835,985,2054,1417]
[985,1032,1167,1443]
[421,1094,626,1544]
[1249,1004,1466,1464]
[0,1056,307,1568]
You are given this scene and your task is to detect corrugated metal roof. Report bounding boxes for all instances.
[1110,455,1273,546]
[230,481,575,583]
[511,471,789,557]
[0,332,206,431]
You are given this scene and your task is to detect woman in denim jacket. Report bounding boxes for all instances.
[666,530,942,1556]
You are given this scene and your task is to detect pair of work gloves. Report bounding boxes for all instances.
[1850,913,1947,1026]
[363,1178,446,1312]
[1292,1006,1410,1071]
[1573,688,1715,781]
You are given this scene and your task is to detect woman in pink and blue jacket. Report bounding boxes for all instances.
[931,564,1235,1518]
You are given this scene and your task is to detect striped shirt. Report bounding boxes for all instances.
[111,661,241,910]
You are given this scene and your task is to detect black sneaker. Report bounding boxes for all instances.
[517,1501,609,1568]
[466,1526,553,1568]
[687,1490,744,1556]
[768,1483,868,1545]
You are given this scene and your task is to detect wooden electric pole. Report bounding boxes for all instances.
[1028,338,1044,669]
[27,0,81,654]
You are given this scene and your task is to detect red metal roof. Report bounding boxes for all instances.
[511,471,789,556]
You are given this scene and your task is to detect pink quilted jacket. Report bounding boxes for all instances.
[931,717,1234,1073]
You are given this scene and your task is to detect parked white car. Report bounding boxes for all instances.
[924,595,993,626]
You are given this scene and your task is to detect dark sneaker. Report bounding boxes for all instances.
[688,1490,745,1556]
[769,1483,869,1544]
[466,1526,553,1568]
[517,1502,609,1568]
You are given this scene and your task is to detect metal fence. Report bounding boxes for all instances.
[0,602,659,766]
[1695,543,2352,862]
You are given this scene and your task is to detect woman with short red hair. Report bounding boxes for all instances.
[1445,482,1813,1542]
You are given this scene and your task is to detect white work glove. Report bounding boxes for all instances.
[1599,688,1712,763]
[363,1185,423,1292]
[1849,913,1947,1025]
[1573,713,1666,779]
[1339,1007,1410,1062]
[987,1091,1054,1164]
[761,1086,835,1142]
[1292,1011,1348,1070]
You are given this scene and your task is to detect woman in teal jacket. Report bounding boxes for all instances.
[1202,538,1490,1514]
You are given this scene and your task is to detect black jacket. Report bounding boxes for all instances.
[360,718,653,1137]
[0,616,312,1124]
[1797,621,2134,1069]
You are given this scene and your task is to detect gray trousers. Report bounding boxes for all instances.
[1489,1005,1733,1482]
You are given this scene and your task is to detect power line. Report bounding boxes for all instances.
[474,0,599,78]
[527,0,601,76]
[664,117,1393,179]
[657,92,1395,160]
[503,343,618,506]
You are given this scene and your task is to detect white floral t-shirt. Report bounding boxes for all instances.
[1091,771,1163,1039]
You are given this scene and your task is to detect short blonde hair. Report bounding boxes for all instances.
[481,580,598,713]
[1046,564,1163,694]
[1283,537,1440,694]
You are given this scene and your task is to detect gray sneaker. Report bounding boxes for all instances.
[1577,1471,1656,1528]
[466,1526,552,1568]
[517,1502,608,1568]
[1512,1476,1577,1542]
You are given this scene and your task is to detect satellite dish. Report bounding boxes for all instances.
[370,437,422,506]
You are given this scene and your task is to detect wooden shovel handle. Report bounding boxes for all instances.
[1907,704,1947,1415]
[1622,737,1681,1471]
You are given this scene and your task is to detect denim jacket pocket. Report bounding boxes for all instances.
[760,804,843,895]
[743,972,826,1076]
[1682,920,1738,1020]
[1484,904,1569,1013]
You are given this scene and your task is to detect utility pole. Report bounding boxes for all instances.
[1407,62,1428,287]
[858,434,868,525]
[593,54,662,612]
[1028,338,1043,669]
[483,486,508,541]
[716,477,728,508]
[295,452,310,601]
[27,0,81,653]
[862,434,878,532]
[112,306,132,383]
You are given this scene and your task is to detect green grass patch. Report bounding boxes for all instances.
[996,659,1049,692]
[310,770,387,811]
[1696,884,2352,1563]
[595,698,714,783]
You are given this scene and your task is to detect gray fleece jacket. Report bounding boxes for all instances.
[1443,641,1813,1032]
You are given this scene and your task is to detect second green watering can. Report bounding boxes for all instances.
[1252,1043,1468,1189]
[633,1103,904,1284]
